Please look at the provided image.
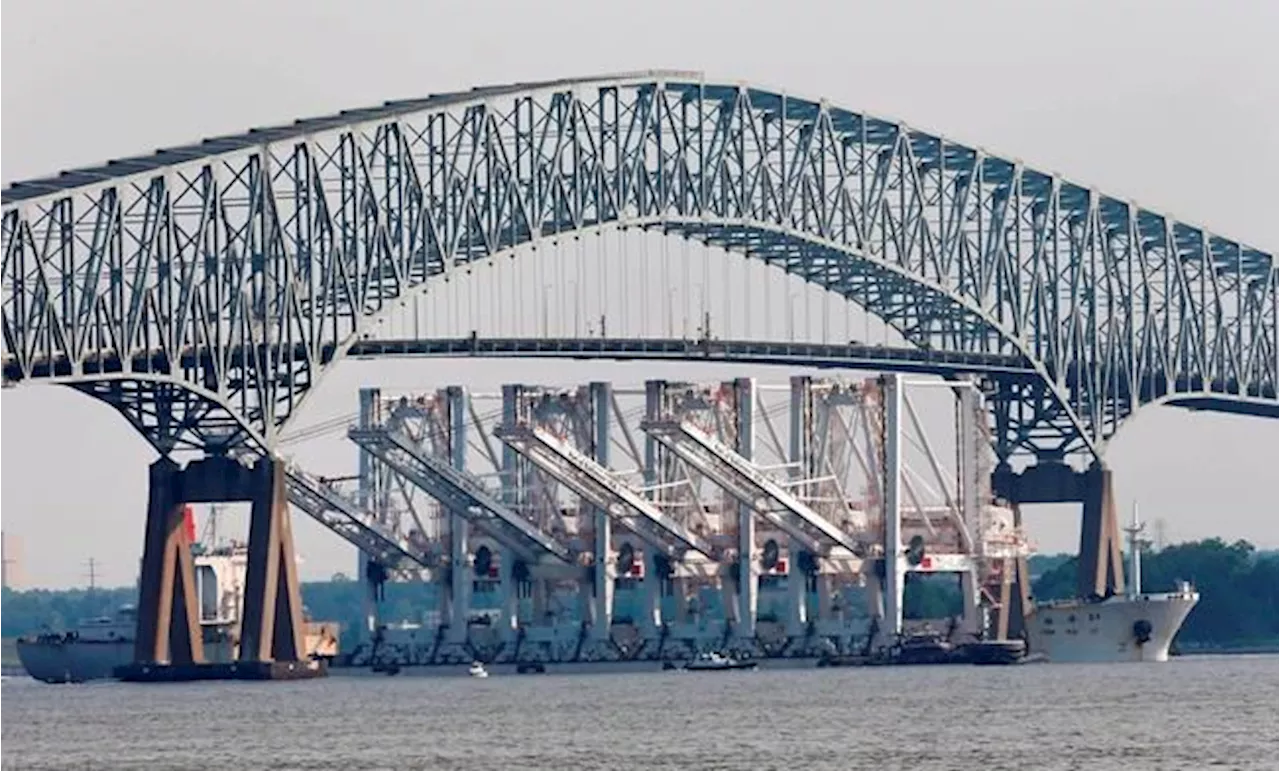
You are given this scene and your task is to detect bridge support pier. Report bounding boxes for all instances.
[1078,467,1126,599]
[125,455,318,682]
[992,462,1125,631]
[238,458,307,665]
[134,458,204,667]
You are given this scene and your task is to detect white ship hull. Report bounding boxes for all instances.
[1026,588,1199,664]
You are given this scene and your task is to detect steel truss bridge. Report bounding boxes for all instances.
[3,70,1276,465]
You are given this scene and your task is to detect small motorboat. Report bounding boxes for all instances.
[683,652,758,672]
[468,661,489,678]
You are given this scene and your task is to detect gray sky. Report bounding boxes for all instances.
[2,0,1277,589]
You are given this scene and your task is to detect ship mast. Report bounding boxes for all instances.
[200,503,221,549]
[1123,501,1145,599]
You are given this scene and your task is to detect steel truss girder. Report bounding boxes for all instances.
[493,422,717,561]
[347,425,574,565]
[986,377,1091,462]
[68,377,265,455]
[2,72,1273,463]
[282,464,433,575]
[639,418,859,556]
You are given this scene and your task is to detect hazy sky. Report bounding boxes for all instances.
[2,0,1277,589]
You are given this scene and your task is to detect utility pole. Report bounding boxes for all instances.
[1,532,15,591]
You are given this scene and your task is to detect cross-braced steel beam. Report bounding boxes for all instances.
[493,422,717,561]
[639,417,856,556]
[2,71,1272,465]
[347,425,574,565]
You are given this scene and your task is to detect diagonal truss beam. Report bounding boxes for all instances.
[282,464,434,575]
[1,73,1272,465]
[493,422,717,561]
[638,418,859,556]
[347,425,574,565]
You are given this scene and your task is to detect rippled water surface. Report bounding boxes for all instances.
[3,655,1276,770]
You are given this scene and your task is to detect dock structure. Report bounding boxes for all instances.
[327,373,1038,668]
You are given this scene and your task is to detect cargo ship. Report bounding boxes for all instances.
[1025,504,1198,663]
[15,507,339,684]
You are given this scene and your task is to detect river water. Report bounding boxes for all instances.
[2,655,1276,770]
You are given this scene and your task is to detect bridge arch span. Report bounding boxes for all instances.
[3,70,1274,460]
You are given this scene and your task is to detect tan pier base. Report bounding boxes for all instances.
[131,455,318,681]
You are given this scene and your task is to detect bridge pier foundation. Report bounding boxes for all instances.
[992,462,1125,612]
[123,455,320,682]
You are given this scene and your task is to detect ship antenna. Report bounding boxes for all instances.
[1123,501,1145,599]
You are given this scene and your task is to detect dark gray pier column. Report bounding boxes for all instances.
[992,461,1126,637]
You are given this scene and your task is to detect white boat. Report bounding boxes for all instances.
[16,506,340,684]
[468,661,489,678]
[683,652,758,672]
[1026,503,1199,663]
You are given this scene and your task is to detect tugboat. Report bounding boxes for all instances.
[889,631,955,666]
[683,651,758,672]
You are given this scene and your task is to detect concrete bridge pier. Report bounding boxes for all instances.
[992,461,1126,637]
[126,455,317,681]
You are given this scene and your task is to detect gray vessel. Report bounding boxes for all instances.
[16,607,240,684]
[16,506,339,684]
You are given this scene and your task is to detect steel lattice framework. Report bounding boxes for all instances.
[3,70,1275,462]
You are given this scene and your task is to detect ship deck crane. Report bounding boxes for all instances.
[347,426,575,566]
[283,464,435,576]
[493,422,718,562]
[639,418,861,557]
